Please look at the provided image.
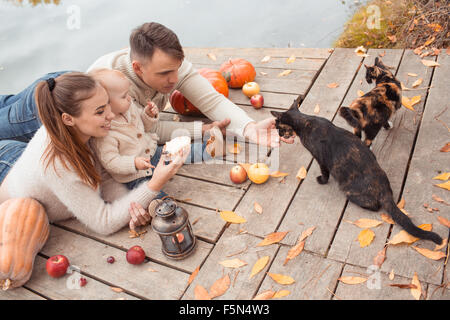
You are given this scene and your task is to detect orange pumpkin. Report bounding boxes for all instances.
[219,58,256,88]
[0,198,49,290]
[170,68,229,116]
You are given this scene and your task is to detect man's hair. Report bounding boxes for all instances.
[129,22,184,62]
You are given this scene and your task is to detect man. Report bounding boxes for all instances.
[88,22,290,148]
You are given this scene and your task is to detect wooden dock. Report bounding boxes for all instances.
[1,47,448,300]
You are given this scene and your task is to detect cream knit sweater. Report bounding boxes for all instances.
[2,127,158,235]
[87,48,255,140]
[92,101,159,183]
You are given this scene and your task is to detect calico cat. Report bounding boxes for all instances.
[339,57,402,147]
[271,101,443,245]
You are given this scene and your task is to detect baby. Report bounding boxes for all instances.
[90,68,160,190]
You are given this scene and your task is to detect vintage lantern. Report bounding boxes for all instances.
[151,197,196,260]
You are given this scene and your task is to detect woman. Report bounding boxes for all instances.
[0,72,188,235]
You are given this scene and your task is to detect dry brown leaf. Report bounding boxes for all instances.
[283,240,305,265]
[314,104,320,114]
[278,70,292,77]
[194,284,211,300]
[432,194,449,205]
[437,216,450,228]
[387,35,397,43]
[373,246,387,267]
[249,256,270,279]
[257,231,289,247]
[296,166,307,180]
[435,181,450,191]
[219,210,247,224]
[270,171,289,178]
[433,172,450,181]
[298,226,316,242]
[389,269,395,280]
[440,142,450,152]
[338,276,367,285]
[412,246,446,261]
[227,143,242,154]
[421,59,440,67]
[261,55,271,63]
[397,198,406,209]
[358,228,375,248]
[411,273,421,300]
[407,73,418,77]
[347,218,383,228]
[207,53,217,61]
[267,273,295,285]
[389,283,417,289]
[412,78,423,88]
[423,36,435,47]
[286,55,296,64]
[209,274,230,299]
[219,258,248,269]
[327,82,339,88]
[188,266,200,285]
[273,290,290,298]
[402,96,415,111]
[253,290,275,300]
[260,71,268,76]
[111,287,124,293]
[357,90,365,97]
[381,213,395,224]
[254,202,263,214]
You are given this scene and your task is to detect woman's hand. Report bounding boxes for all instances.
[146,145,190,192]
[128,202,152,230]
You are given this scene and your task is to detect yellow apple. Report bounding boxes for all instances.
[242,82,260,98]
[248,163,270,184]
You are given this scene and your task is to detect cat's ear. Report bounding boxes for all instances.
[270,110,283,119]
[289,100,300,112]
[375,57,387,69]
[364,63,369,69]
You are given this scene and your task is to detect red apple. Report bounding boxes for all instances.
[46,255,70,278]
[126,245,146,265]
[230,165,248,184]
[242,82,260,98]
[250,94,264,109]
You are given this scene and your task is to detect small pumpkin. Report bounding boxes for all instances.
[170,68,229,116]
[0,198,49,290]
[219,58,256,88]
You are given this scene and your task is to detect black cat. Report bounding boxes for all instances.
[271,100,443,245]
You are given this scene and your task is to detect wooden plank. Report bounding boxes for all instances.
[245,48,363,243]
[39,225,190,299]
[24,256,138,300]
[327,49,408,265]
[256,248,344,300]
[182,224,278,300]
[183,47,332,60]
[427,283,450,300]
[57,218,214,272]
[0,286,45,300]
[334,264,428,300]
[380,52,450,285]
[228,89,299,109]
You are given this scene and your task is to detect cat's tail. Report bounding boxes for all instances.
[339,107,361,129]
[383,199,443,245]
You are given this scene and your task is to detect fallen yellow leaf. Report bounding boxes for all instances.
[435,181,450,191]
[188,266,200,285]
[296,166,307,180]
[194,285,211,300]
[434,238,447,251]
[219,258,248,269]
[327,82,339,88]
[412,78,423,88]
[278,70,292,77]
[267,273,295,285]
[270,171,289,178]
[283,240,305,265]
[388,224,432,245]
[261,55,271,63]
[338,276,367,285]
[412,246,446,261]
[220,210,247,224]
[397,198,405,209]
[314,104,320,114]
[440,142,450,152]
[253,290,275,300]
[207,53,217,61]
[357,89,365,97]
[209,274,230,299]
[411,273,421,300]
[257,231,289,247]
[249,256,270,279]
[346,218,383,228]
[421,59,440,67]
[358,228,375,248]
[433,172,450,181]
[254,202,263,214]
[381,213,395,224]
[407,73,418,77]
[286,54,296,64]
[298,226,316,242]
[437,216,450,228]
[273,290,290,298]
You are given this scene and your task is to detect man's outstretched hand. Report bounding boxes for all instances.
[243,118,295,148]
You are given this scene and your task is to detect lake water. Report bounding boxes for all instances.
[0,0,365,93]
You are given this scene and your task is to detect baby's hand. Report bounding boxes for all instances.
[145,101,159,118]
[134,156,155,171]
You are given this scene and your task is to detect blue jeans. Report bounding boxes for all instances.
[0,140,27,184]
[125,140,210,191]
[0,71,71,142]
